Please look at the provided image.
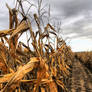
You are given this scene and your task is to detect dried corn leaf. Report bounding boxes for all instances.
[10,20,29,38]
[0,29,14,37]
[48,81,58,92]
[0,57,39,91]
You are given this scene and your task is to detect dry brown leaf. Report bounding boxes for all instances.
[0,57,39,91]
[48,81,58,92]
[10,21,29,38]
[0,29,14,37]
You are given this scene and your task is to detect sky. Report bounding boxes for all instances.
[0,0,92,52]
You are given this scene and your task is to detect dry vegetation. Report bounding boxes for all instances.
[75,52,92,72]
[0,0,74,92]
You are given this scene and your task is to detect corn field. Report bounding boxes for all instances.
[0,0,73,92]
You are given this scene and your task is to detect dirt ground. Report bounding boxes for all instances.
[67,59,92,92]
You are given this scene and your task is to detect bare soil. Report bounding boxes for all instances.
[68,60,92,92]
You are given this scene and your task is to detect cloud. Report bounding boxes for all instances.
[62,14,92,38]
[49,0,92,17]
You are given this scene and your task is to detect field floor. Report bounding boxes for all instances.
[68,59,92,92]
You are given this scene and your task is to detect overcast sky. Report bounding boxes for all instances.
[0,0,92,52]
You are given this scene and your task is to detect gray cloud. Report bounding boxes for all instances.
[49,0,92,17]
[62,16,92,38]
